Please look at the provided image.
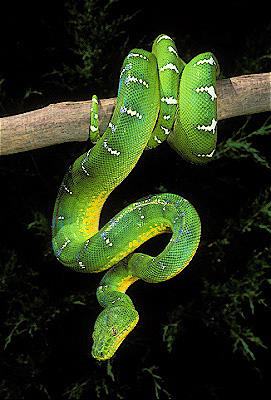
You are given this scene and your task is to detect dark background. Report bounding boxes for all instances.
[1,1,271,399]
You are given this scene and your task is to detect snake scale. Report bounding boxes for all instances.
[52,34,219,360]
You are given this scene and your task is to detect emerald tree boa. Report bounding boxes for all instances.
[52,34,219,360]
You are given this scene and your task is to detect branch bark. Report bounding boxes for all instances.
[0,73,270,156]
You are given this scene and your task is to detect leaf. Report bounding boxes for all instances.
[215,116,271,169]
[107,359,115,382]
[24,88,43,99]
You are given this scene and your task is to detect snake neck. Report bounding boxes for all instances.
[96,255,139,307]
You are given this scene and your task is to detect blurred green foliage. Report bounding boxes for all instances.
[215,116,271,169]
[51,0,137,96]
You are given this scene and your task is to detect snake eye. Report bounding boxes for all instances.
[111,327,118,336]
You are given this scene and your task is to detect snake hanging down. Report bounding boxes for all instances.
[52,34,219,360]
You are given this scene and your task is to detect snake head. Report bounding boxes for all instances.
[92,306,139,360]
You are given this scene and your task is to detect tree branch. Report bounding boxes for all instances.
[0,73,270,156]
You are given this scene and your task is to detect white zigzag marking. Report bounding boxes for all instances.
[168,46,178,57]
[195,85,217,101]
[125,74,149,88]
[160,126,171,135]
[120,63,132,78]
[100,232,113,247]
[109,122,116,133]
[127,53,148,61]
[61,239,71,250]
[193,56,216,67]
[102,140,121,156]
[157,35,172,43]
[154,136,162,144]
[120,106,143,119]
[160,63,179,73]
[90,125,98,132]
[62,183,73,195]
[196,149,215,158]
[197,118,217,134]
[161,96,177,105]
[81,157,90,176]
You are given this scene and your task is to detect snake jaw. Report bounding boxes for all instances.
[92,306,139,360]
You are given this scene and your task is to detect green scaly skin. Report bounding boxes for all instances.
[52,34,219,360]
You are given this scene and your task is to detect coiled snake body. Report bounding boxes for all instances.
[52,34,219,360]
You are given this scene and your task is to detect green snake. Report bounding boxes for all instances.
[52,34,219,360]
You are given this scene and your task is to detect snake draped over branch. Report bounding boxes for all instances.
[52,34,219,360]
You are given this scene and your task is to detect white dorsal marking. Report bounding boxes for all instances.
[193,56,216,67]
[168,46,178,57]
[197,118,217,134]
[195,85,217,101]
[196,149,215,158]
[102,140,121,156]
[100,232,113,247]
[109,122,116,133]
[161,96,177,105]
[81,162,90,176]
[127,53,148,61]
[120,63,132,78]
[154,136,162,144]
[160,63,179,73]
[61,239,71,250]
[160,126,171,135]
[125,74,149,88]
[62,183,73,195]
[120,106,143,119]
[157,35,172,43]
[90,125,98,132]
